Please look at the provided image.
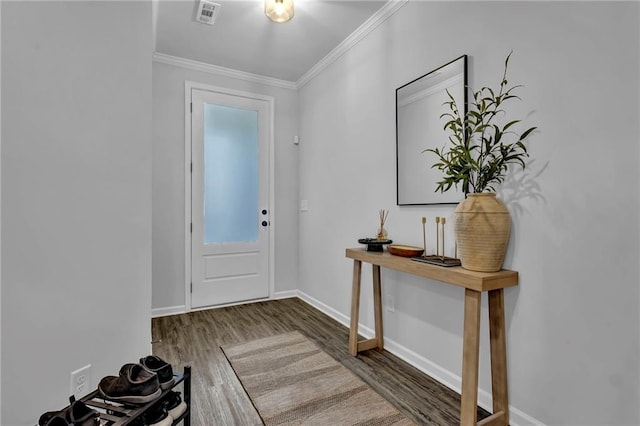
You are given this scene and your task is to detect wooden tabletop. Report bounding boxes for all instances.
[346,248,518,292]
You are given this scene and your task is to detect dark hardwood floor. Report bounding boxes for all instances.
[151,297,489,425]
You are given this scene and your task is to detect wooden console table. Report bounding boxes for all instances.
[346,248,518,426]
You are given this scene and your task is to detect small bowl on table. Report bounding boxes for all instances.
[387,244,424,258]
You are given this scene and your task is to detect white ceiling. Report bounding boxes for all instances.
[154,0,388,83]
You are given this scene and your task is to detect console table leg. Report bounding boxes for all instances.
[488,289,509,426]
[372,264,384,351]
[461,289,481,426]
[349,260,362,356]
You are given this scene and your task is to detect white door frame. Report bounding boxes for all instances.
[184,80,275,312]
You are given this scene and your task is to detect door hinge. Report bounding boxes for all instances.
[190,102,193,113]
[190,162,193,173]
[190,282,193,293]
[190,222,193,233]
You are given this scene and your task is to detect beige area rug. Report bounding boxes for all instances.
[221,331,415,425]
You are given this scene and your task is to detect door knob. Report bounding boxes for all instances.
[261,221,269,227]
[261,209,268,215]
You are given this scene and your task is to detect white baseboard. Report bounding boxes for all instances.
[151,291,296,318]
[272,290,298,300]
[295,291,545,426]
[296,290,357,329]
[151,305,187,318]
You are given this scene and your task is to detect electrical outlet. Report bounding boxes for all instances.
[70,364,92,399]
[385,294,395,312]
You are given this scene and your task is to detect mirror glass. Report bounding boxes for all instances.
[396,55,467,205]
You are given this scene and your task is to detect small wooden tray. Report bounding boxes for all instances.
[388,244,424,258]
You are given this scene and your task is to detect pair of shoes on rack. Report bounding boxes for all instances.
[144,391,188,426]
[98,355,175,405]
[38,399,100,426]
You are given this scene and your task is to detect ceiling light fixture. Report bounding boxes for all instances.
[265,0,294,23]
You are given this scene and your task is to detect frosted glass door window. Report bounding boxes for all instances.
[203,103,259,244]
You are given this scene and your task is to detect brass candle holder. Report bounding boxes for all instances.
[412,216,461,267]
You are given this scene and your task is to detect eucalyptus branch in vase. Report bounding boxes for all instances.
[426,51,537,194]
[423,52,538,272]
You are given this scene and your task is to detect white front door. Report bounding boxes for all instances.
[190,87,271,308]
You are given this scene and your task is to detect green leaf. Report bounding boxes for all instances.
[503,120,520,131]
[520,126,537,140]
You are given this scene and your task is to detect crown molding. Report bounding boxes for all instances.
[153,0,407,91]
[296,0,408,88]
[153,52,297,91]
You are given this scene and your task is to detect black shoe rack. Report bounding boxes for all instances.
[76,365,191,426]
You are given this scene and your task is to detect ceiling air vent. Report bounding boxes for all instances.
[195,0,220,25]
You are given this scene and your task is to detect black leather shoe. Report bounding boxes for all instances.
[38,400,99,426]
[145,402,172,426]
[163,391,187,419]
[45,416,70,426]
[67,400,100,425]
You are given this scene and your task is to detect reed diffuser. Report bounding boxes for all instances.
[377,209,389,240]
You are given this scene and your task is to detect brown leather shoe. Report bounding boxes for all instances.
[98,363,161,404]
[140,355,175,390]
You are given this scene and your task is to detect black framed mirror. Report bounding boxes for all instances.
[396,55,468,205]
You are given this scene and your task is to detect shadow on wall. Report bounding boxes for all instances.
[499,159,549,218]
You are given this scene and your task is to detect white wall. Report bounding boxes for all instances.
[298,2,639,425]
[1,2,153,424]
[152,61,299,312]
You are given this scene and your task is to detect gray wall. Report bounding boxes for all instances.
[152,61,299,312]
[298,2,639,425]
[1,2,153,424]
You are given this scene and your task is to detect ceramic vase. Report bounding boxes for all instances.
[454,193,511,272]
